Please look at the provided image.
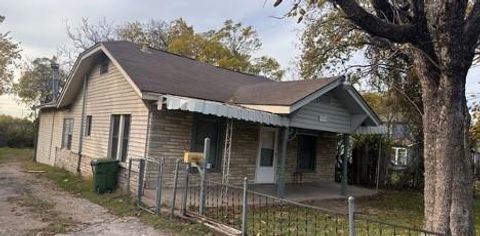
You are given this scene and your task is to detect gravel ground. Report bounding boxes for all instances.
[0,161,171,236]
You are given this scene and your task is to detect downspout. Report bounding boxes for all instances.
[77,75,88,173]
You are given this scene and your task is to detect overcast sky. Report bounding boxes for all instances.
[0,0,479,118]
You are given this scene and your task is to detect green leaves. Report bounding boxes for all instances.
[66,18,284,81]
[12,57,66,108]
[0,16,21,95]
[299,10,366,79]
[164,19,283,80]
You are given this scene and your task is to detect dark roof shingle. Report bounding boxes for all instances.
[232,78,340,105]
[102,41,341,105]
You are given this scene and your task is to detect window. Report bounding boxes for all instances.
[190,115,224,170]
[109,114,131,162]
[62,118,74,150]
[392,147,408,166]
[85,115,92,136]
[297,135,317,171]
[259,130,276,167]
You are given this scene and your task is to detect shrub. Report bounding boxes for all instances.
[0,115,35,148]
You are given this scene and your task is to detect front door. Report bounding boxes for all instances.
[255,127,277,183]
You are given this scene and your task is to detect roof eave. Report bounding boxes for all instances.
[56,43,144,108]
[289,77,344,113]
[344,85,382,126]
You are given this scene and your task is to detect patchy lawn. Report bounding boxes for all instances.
[354,191,425,228]
[354,189,480,230]
[0,148,210,236]
[3,148,480,234]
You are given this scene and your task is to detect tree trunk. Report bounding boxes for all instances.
[414,52,474,235]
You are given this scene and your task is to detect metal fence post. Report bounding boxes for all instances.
[137,159,146,205]
[241,177,248,236]
[199,137,210,215]
[348,196,356,236]
[181,163,190,216]
[126,158,132,194]
[170,159,181,219]
[155,157,165,215]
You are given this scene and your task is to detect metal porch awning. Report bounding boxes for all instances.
[354,125,387,135]
[158,95,290,127]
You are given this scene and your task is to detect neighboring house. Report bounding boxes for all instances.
[35,41,381,197]
[388,122,418,169]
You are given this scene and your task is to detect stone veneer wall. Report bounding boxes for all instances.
[53,148,139,194]
[145,110,338,187]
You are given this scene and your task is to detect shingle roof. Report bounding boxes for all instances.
[232,78,339,105]
[102,41,341,106]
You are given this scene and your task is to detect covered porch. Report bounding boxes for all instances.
[155,77,384,199]
[250,182,377,202]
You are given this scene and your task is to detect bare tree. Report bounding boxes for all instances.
[58,18,117,69]
[66,17,117,50]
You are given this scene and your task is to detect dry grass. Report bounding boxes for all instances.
[8,193,75,235]
[1,148,211,236]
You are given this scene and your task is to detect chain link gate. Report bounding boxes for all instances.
[127,157,185,217]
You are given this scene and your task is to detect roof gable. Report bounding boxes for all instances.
[53,41,381,128]
[56,44,143,108]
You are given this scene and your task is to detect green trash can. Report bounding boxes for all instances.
[90,159,120,194]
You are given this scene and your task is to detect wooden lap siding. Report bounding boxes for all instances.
[290,92,352,134]
[36,110,55,165]
[35,60,149,180]
[82,62,149,160]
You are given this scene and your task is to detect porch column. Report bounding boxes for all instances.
[340,133,350,196]
[277,127,288,198]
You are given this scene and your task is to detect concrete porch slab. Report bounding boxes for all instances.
[249,182,377,202]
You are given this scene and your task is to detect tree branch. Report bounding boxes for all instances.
[464,0,480,52]
[331,0,416,44]
[371,0,395,22]
[412,0,426,22]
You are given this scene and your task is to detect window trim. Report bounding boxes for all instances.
[190,114,225,172]
[108,114,131,162]
[392,147,408,166]
[296,134,317,172]
[85,115,92,137]
[62,118,74,150]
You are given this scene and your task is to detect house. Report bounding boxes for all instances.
[35,41,381,198]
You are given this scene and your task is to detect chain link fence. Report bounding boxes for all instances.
[123,156,443,236]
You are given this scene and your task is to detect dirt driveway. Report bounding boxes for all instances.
[0,161,171,236]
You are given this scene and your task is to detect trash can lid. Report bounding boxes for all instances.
[91,158,120,165]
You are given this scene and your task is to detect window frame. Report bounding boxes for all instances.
[62,118,74,150]
[296,134,317,172]
[392,147,408,166]
[85,115,92,137]
[108,114,131,162]
[190,114,225,172]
